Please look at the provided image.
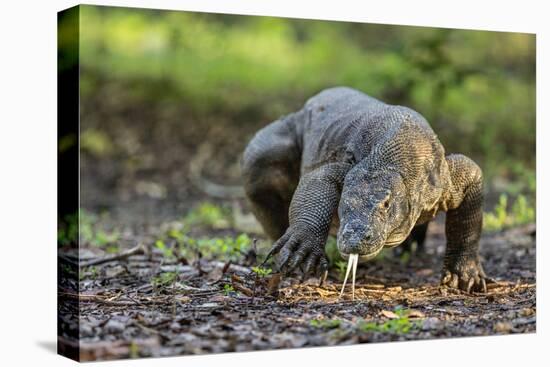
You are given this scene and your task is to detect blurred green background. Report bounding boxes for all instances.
[61,5,535,225]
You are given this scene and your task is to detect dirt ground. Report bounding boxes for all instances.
[58,215,535,361]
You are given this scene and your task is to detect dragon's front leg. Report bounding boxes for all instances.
[266,163,347,278]
[442,154,488,293]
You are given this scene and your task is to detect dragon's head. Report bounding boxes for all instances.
[337,161,412,261]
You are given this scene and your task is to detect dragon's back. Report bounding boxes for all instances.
[300,87,436,172]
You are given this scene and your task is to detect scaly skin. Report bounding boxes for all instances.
[242,87,488,293]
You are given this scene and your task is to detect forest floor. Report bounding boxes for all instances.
[59,217,535,361]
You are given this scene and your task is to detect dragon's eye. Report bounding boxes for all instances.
[380,195,390,210]
[380,189,392,209]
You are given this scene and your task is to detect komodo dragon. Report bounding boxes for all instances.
[242,86,488,293]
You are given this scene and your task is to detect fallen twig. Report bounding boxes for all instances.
[231,274,255,296]
[212,261,252,275]
[80,243,147,267]
[132,320,172,341]
[60,292,141,306]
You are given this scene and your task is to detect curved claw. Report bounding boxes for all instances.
[449,273,459,289]
[442,271,452,284]
[302,252,319,279]
[440,255,489,294]
[270,226,328,278]
[286,246,311,273]
[319,270,328,287]
[277,238,298,271]
[480,277,487,293]
[440,268,489,294]
[260,232,291,268]
[466,277,475,293]
[317,257,328,276]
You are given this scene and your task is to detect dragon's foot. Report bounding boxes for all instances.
[267,227,329,278]
[441,256,488,293]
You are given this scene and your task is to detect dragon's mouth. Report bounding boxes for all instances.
[340,246,382,261]
[339,237,403,299]
[339,232,406,260]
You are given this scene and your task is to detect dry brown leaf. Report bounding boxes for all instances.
[408,310,425,318]
[364,284,385,289]
[380,310,399,319]
[386,286,402,292]
[520,308,535,317]
[494,322,513,333]
[231,274,254,297]
[267,273,282,296]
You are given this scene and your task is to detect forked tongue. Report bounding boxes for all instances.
[339,254,359,300]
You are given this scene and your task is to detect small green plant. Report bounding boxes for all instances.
[167,228,185,241]
[195,233,252,261]
[511,194,535,225]
[505,163,536,197]
[151,271,178,287]
[184,202,231,228]
[155,215,251,261]
[80,266,99,281]
[335,260,347,280]
[484,193,535,232]
[252,266,272,277]
[93,229,120,247]
[79,210,96,244]
[223,284,235,296]
[59,133,77,153]
[81,129,114,157]
[484,194,508,231]
[358,308,419,335]
[89,266,99,279]
[325,236,340,266]
[61,264,74,275]
[155,240,174,258]
[310,318,342,329]
[58,212,79,246]
[58,209,120,248]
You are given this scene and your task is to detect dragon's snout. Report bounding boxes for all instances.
[337,221,385,259]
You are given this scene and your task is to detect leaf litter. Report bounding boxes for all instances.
[59,221,536,361]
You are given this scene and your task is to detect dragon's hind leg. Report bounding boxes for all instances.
[242,114,302,240]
